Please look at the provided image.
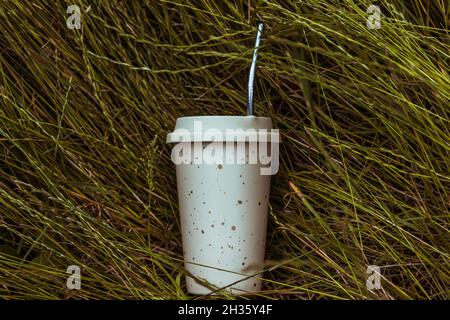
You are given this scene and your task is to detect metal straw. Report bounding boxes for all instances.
[247,22,264,116]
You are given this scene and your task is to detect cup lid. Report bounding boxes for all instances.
[166,116,279,143]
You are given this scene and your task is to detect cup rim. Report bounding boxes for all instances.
[175,115,272,121]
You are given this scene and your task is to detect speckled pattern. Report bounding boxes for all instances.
[176,141,271,295]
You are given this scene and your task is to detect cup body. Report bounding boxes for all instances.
[167,116,278,294]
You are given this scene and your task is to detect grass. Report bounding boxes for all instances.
[0,0,449,299]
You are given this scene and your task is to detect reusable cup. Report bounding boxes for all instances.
[167,115,279,294]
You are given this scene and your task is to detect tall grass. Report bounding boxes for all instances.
[0,0,449,299]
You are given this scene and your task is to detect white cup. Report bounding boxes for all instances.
[167,116,279,294]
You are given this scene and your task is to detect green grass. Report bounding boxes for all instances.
[0,0,449,299]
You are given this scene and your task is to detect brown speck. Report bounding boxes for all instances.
[253,283,257,287]
[258,201,261,206]
[217,164,223,170]
[231,225,236,231]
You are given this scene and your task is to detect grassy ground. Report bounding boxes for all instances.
[0,0,449,299]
